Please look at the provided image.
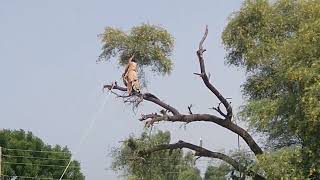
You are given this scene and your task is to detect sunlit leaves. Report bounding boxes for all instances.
[223,0,320,177]
[254,148,304,179]
[99,24,174,77]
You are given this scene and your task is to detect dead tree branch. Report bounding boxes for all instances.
[139,113,263,155]
[188,104,193,114]
[209,102,227,118]
[103,83,179,115]
[196,25,233,120]
[138,140,265,180]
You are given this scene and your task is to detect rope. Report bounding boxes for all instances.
[59,84,114,179]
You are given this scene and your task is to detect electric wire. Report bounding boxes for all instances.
[1,175,69,180]
[2,148,69,155]
[3,162,76,168]
[2,155,69,161]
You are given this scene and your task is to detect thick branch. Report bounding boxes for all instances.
[140,113,263,155]
[139,140,265,180]
[103,83,179,115]
[196,26,233,120]
[143,93,179,115]
[104,83,127,92]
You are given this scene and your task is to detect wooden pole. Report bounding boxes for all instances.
[0,147,2,179]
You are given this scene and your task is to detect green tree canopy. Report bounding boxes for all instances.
[204,164,231,180]
[111,130,201,180]
[99,24,174,78]
[253,148,304,179]
[222,0,320,178]
[0,129,84,180]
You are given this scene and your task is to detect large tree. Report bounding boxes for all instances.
[0,129,84,180]
[223,0,320,178]
[104,25,265,179]
[103,0,320,179]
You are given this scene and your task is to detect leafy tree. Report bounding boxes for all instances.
[0,129,84,180]
[177,169,202,180]
[99,24,174,79]
[111,130,201,180]
[253,148,304,179]
[204,164,231,180]
[222,0,320,178]
[105,1,320,179]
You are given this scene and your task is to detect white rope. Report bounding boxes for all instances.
[59,87,113,179]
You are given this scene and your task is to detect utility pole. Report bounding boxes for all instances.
[0,147,2,179]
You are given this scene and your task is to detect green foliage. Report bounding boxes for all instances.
[0,129,84,180]
[253,148,304,179]
[178,169,202,180]
[204,164,231,180]
[111,130,201,180]
[204,150,255,180]
[99,24,174,77]
[223,0,320,177]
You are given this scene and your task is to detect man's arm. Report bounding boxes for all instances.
[128,54,134,63]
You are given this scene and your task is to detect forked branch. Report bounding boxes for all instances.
[196,25,233,120]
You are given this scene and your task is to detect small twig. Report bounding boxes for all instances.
[193,72,204,77]
[209,102,227,118]
[198,25,208,52]
[194,156,201,162]
[188,104,193,115]
[111,91,130,98]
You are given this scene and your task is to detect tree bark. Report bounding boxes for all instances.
[139,140,265,180]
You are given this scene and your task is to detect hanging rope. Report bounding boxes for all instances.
[59,83,115,179]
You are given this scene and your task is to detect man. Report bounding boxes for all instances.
[122,55,141,95]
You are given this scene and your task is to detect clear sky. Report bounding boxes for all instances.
[0,0,249,179]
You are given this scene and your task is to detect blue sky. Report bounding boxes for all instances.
[0,0,248,179]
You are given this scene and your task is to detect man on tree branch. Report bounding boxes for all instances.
[122,55,141,95]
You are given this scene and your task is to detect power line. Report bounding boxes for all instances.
[2,148,70,155]
[2,155,69,161]
[1,175,70,180]
[3,162,76,168]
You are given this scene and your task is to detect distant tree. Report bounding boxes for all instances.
[111,130,201,180]
[0,129,84,180]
